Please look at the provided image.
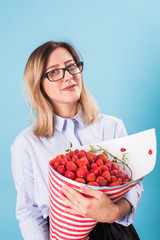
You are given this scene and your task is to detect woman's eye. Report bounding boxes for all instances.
[50,69,60,76]
[68,63,76,69]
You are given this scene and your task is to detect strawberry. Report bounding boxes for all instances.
[86,152,96,163]
[76,166,89,179]
[112,163,120,171]
[69,151,75,158]
[65,153,71,161]
[57,165,66,176]
[74,149,79,155]
[100,156,108,164]
[90,163,98,169]
[87,182,100,187]
[65,170,76,180]
[96,159,104,166]
[110,169,118,177]
[100,165,109,172]
[61,157,68,166]
[118,172,125,179]
[50,158,56,167]
[77,150,86,159]
[96,154,106,160]
[90,167,102,177]
[55,155,62,163]
[75,178,86,184]
[105,160,113,171]
[71,155,78,163]
[96,176,107,186]
[117,178,123,185]
[66,161,77,173]
[53,162,60,170]
[87,173,96,182]
[110,176,117,182]
[102,171,111,182]
[76,157,89,169]
[108,181,120,187]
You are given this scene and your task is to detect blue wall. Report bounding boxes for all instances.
[1,0,160,239]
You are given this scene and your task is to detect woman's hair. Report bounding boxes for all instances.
[23,41,99,138]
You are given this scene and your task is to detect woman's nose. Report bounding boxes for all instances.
[64,69,73,81]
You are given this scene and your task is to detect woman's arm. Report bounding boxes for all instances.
[60,183,143,225]
[11,138,49,240]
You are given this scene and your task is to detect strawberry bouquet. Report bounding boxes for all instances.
[48,129,156,240]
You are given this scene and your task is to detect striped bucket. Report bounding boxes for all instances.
[49,163,142,240]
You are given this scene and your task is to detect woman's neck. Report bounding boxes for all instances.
[53,102,79,118]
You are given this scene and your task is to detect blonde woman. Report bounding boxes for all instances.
[11,41,143,240]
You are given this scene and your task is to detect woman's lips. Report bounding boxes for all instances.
[63,84,77,91]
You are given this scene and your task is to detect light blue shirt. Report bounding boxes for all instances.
[11,111,143,240]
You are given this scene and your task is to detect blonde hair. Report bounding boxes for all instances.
[23,41,99,138]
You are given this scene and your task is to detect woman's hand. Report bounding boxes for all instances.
[60,185,120,223]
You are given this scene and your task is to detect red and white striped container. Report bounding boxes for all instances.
[48,129,156,240]
[49,163,142,240]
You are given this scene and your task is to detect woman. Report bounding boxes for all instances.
[11,41,143,240]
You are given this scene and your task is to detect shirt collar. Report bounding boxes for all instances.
[54,108,85,132]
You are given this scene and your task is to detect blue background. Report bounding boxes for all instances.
[1,0,160,239]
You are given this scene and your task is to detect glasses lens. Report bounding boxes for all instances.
[68,62,83,75]
[48,69,63,81]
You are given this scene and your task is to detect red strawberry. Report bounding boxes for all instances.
[96,159,104,166]
[100,165,109,172]
[57,165,66,176]
[110,169,118,177]
[90,163,98,169]
[87,173,96,182]
[96,154,105,160]
[53,162,60,170]
[123,178,130,184]
[100,156,108,164]
[118,172,125,179]
[110,176,117,182]
[87,182,100,187]
[76,166,89,179]
[61,157,68,166]
[66,161,77,173]
[105,160,113,171]
[96,176,107,186]
[117,178,123,185]
[108,181,120,187]
[69,151,75,158]
[65,170,76,180]
[55,155,62,163]
[71,155,78,163]
[90,167,102,177]
[76,157,89,169]
[75,178,86,184]
[65,153,71,161]
[77,150,86,159]
[112,163,120,171]
[102,171,111,182]
[74,149,79,155]
[50,158,56,167]
[86,152,96,163]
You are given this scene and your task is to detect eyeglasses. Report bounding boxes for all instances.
[42,61,83,82]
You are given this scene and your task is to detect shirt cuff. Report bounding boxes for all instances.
[116,181,144,226]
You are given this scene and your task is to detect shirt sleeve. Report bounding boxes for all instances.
[11,136,49,240]
[116,181,144,226]
[114,118,144,226]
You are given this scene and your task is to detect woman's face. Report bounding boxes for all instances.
[42,47,82,112]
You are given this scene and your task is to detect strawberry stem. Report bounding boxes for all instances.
[90,145,133,180]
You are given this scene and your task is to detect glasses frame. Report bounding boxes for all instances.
[42,61,83,82]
